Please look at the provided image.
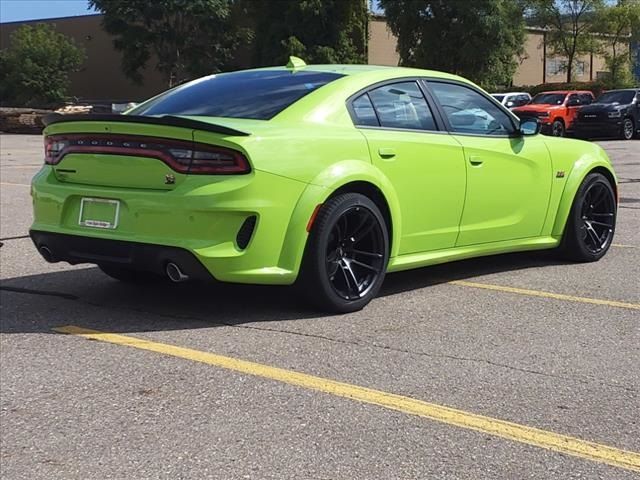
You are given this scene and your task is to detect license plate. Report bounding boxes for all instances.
[78,198,120,229]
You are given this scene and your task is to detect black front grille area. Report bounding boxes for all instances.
[236,215,257,250]
[579,112,604,122]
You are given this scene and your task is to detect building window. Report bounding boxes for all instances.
[546,58,587,77]
[546,58,567,76]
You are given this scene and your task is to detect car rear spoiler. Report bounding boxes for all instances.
[42,113,250,137]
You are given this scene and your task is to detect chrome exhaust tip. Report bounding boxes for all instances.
[39,245,56,263]
[165,262,189,283]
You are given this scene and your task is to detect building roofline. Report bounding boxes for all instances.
[0,12,102,26]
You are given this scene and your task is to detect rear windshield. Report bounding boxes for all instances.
[492,95,505,102]
[131,70,344,120]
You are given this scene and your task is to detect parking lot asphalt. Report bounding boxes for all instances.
[0,134,638,479]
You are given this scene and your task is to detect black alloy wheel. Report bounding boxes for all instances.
[560,173,616,262]
[325,205,386,301]
[299,193,389,313]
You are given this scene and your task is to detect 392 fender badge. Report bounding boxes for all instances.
[556,171,565,178]
[165,174,176,184]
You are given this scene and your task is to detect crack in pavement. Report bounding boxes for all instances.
[0,235,30,242]
[1,285,636,394]
[0,285,79,300]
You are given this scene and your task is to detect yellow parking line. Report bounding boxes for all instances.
[54,325,640,473]
[450,280,640,310]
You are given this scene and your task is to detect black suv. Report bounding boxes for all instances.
[572,88,640,140]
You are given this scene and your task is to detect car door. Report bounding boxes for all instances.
[426,80,552,246]
[350,81,466,255]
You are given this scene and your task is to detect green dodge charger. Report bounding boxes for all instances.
[30,58,618,312]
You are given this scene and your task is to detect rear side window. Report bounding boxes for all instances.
[131,70,344,120]
[360,81,437,131]
[579,93,593,104]
[351,94,379,126]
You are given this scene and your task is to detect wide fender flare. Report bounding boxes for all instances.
[277,160,402,276]
[551,157,617,238]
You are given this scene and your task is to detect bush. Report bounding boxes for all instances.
[0,24,85,108]
[514,81,611,98]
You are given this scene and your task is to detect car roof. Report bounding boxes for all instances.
[232,64,466,82]
[493,92,530,96]
[602,88,639,93]
[537,90,592,94]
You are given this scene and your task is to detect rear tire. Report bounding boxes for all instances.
[98,264,162,283]
[558,173,616,262]
[298,193,389,313]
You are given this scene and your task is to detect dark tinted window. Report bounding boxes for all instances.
[131,70,344,120]
[351,94,379,126]
[531,93,566,105]
[366,82,437,130]
[579,93,593,104]
[429,82,515,136]
[596,90,636,104]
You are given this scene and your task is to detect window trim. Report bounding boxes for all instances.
[423,79,521,138]
[346,77,447,134]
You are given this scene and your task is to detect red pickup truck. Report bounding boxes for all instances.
[512,90,595,137]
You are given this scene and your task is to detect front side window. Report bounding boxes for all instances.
[364,82,437,131]
[130,70,344,120]
[429,82,516,136]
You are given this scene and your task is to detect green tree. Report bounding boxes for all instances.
[0,24,85,106]
[527,0,605,83]
[378,0,527,90]
[89,0,250,87]
[592,0,640,86]
[249,0,368,66]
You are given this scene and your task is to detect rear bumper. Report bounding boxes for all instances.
[30,166,309,285]
[30,230,214,281]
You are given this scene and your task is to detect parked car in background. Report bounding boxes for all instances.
[512,90,594,137]
[491,92,531,109]
[572,88,640,140]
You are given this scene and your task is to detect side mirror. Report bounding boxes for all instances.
[519,118,541,136]
[566,98,581,107]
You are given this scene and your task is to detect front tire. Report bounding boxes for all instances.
[552,119,565,137]
[298,193,389,313]
[559,173,616,262]
[621,117,635,140]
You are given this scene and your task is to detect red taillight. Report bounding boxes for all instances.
[43,134,250,174]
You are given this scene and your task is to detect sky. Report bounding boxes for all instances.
[0,0,97,23]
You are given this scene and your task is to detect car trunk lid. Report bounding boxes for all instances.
[42,114,251,190]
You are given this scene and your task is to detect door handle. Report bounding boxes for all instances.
[378,148,396,159]
[469,155,483,166]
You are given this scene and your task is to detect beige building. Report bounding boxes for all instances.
[0,13,622,102]
[368,16,617,86]
[0,14,166,101]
